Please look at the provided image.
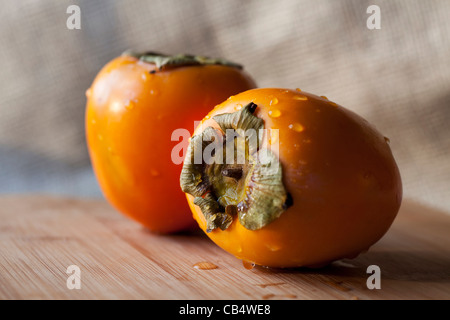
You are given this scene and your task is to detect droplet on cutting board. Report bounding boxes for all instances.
[242,260,255,270]
[324,280,352,292]
[256,282,286,288]
[193,262,218,270]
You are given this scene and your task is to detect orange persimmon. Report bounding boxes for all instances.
[180,88,402,267]
[86,52,256,233]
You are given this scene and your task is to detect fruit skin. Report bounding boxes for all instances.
[86,55,256,233]
[185,88,402,267]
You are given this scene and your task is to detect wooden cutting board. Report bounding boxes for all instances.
[0,196,449,300]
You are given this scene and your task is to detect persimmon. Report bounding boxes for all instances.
[86,52,256,233]
[180,88,402,268]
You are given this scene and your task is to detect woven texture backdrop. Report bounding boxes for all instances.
[0,0,449,213]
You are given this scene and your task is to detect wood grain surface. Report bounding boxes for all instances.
[0,196,449,300]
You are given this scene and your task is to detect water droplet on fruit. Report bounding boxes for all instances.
[125,101,135,110]
[268,109,281,118]
[320,96,329,100]
[141,73,148,81]
[234,104,243,111]
[384,137,390,144]
[293,95,308,101]
[242,260,255,270]
[288,123,304,132]
[85,88,92,98]
[270,97,279,106]
[266,243,281,252]
[295,88,302,92]
[193,262,218,270]
[204,115,210,120]
[150,169,160,177]
[329,101,339,107]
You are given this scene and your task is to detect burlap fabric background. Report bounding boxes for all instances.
[1,0,449,213]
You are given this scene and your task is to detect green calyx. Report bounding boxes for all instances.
[122,51,242,71]
[180,103,291,232]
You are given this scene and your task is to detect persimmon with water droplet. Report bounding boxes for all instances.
[181,88,402,268]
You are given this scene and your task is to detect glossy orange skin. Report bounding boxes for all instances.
[186,88,402,267]
[86,55,256,233]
